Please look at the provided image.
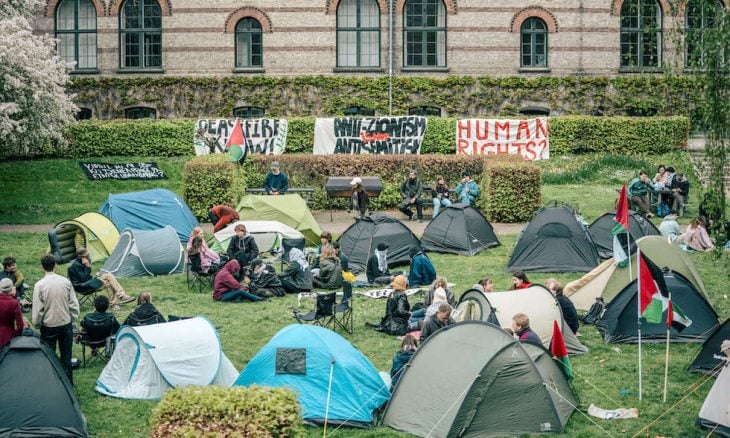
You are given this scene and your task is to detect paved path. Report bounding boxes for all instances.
[0,209,526,235]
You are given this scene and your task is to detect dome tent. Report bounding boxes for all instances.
[337,213,421,273]
[697,359,730,436]
[588,210,659,259]
[48,212,119,264]
[421,204,500,256]
[688,319,730,375]
[100,226,184,277]
[236,194,322,245]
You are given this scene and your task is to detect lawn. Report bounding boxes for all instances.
[0,151,728,437]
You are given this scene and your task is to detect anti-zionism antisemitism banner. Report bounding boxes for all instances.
[313,116,427,154]
[194,119,288,156]
[456,118,549,160]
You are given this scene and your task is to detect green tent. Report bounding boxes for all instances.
[382,321,576,437]
[236,194,322,244]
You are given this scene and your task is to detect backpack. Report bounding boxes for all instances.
[657,203,670,218]
[581,298,606,325]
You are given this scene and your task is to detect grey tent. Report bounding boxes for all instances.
[697,361,730,437]
[100,226,184,277]
[597,270,719,343]
[421,204,500,256]
[588,211,659,259]
[382,321,576,437]
[0,336,89,437]
[507,204,600,272]
[455,286,588,355]
[688,319,730,375]
[337,214,421,273]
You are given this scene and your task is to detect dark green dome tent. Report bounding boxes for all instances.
[588,211,659,259]
[0,336,89,437]
[687,319,730,375]
[421,204,500,256]
[382,321,576,437]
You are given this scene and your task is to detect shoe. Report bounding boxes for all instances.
[119,295,136,304]
[418,219,423,223]
[646,213,654,219]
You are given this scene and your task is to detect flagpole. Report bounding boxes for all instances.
[636,247,642,401]
[662,292,671,403]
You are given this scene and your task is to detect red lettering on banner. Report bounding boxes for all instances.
[524,141,537,160]
[535,118,548,138]
[481,142,494,154]
[360,132,390,142]
[456,139,470,154]
[496,142,510,154]
[516,120,530,140]
[495,121,511,140]
[512,142,525,156]
[537,139,547,158]
[457,120,471,139]
[475,120,490,140]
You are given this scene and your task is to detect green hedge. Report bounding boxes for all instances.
[481,156,542,223]
[149,386,304,437]
[54,116,689,159]
[183,155,245,219]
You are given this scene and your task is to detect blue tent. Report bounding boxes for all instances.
[99,189,199,242]
[234,325,389,427]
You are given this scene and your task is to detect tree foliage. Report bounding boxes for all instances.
[0,0,77,157]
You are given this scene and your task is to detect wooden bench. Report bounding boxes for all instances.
[418,185,458,215]
[244,187,315,206]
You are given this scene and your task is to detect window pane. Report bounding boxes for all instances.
[123,32,140,67]
[360,0,380,28]
[143,0,162,28]
[78,0,96,30]
[144,32,162,67]
[620,0,662,68]
[78,32,97,68]
[337,31,356,66]
[75,108,93,120]
[337,0,357,28]
[122,0,139,29]
[56,0,75,30]
[57,33,75,64]
[404,0,445,67]
[360,30,379,66]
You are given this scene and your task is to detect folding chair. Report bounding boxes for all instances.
[333,282,354,335]
[292,292,336,329]
[78,315,116,367]
[73,286,97,308]
[186,252,215,293]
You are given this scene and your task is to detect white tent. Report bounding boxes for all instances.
[698,363,730,436]
[100,226,184,277]
[96,317,238,400]
[455,285,588,355]
[214,220,305,255]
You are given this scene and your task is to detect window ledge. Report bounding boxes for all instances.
[232,67,265,74]
[115,68,165,74]
[618,67,663,74]
[333,67,385,73]
[69,69,100,75]
[400,67,450,73]
[518,67,551,73]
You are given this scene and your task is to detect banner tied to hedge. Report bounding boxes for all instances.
[313,116,427,155]
[194,119,288,156]
[456,118,550,160]
[79,162,167,180]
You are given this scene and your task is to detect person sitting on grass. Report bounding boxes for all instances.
[367,243,393,285]
[0,256,27,304]
[68,248,135,310]
[455,170,480,206]
[679,217,715,252]
[375,275,411,336]
[627,171,655,218]
[659,210,681,242]
[207,204,239,233]
[472,277,494,294]
[390,335,418,391]
[226,223,259,277]
[310,231,332,269]
[79,295,120,353]
[246,259,286,298]
[420,302,455,343]
[212,260,264,303]
[278,248,313,294]
[511,312,542,346]
[350,177,370,219]
[545,279,580,335]
[123,292,166,326]
[509,271,532,290]
[408,246,436,287]
[424,276,456,308]
[312,245,343,290]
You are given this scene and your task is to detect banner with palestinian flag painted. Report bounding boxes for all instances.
[193,118,288,156]
[638,250,692,332]
[612,183,630,267]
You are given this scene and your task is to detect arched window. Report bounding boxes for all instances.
[408,105,441,116]
[75,107,93,120]
[56,0,97,70]
[521,18,548,68]
[686,0,723,68]
[336,0,380,68]
[233,106,265,118]
[404,0,446,67]
[235,18,263,68]
[620,0,662,69]
[344,105,375,116]
[120,0,162,69]
[125,107,157,119]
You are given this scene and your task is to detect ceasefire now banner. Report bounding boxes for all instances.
[455,118,550,160]
[313,116,427,155]
[194,119,288,156]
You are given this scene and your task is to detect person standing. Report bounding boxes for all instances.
[264,161,289,195]
[431,176,451,218]
[455,171,480,206]
[0,278,24,348]
[350,177,370,219]
[32,254,79,382]
[399,169,424,222]
[208,205,240,233]
[669,173,689,216]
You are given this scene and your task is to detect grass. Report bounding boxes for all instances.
[0,151,728,437]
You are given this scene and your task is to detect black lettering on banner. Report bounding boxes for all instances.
[330,116,426,155]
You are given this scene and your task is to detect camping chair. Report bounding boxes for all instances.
[292,292,336,329]
[77,316,116,367]
[72,285,98,308]
[186,252,215,293]
[333,283,354,335]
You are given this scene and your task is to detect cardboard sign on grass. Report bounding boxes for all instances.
[456,118,550,160]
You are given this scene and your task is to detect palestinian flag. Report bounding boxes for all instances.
[225,119,245,148]
[638,251,692,332]
[612,183,630,267]
[550,320,573,380]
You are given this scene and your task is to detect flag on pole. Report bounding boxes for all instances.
[550,320,573,380]
[612,183,630,267]
[638,253,692,331]
[225,120,245,148]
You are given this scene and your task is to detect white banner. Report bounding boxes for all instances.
[194,119,287,156]
[313,116,427,155]
[455,118,549,160]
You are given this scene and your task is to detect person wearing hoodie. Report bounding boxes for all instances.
[407,246,436,287]
[213,260,264,302]
[247,259,285,298]
[123,292,166,326]
[366,242,393,285]
[226,223,259,275]
[279,247,313,294]
[659,211,681,242]
[420,302,454,343]
[390,335,418,391]
[455,170,480,206]
[423,276,456,308]
[312,245,343,290]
